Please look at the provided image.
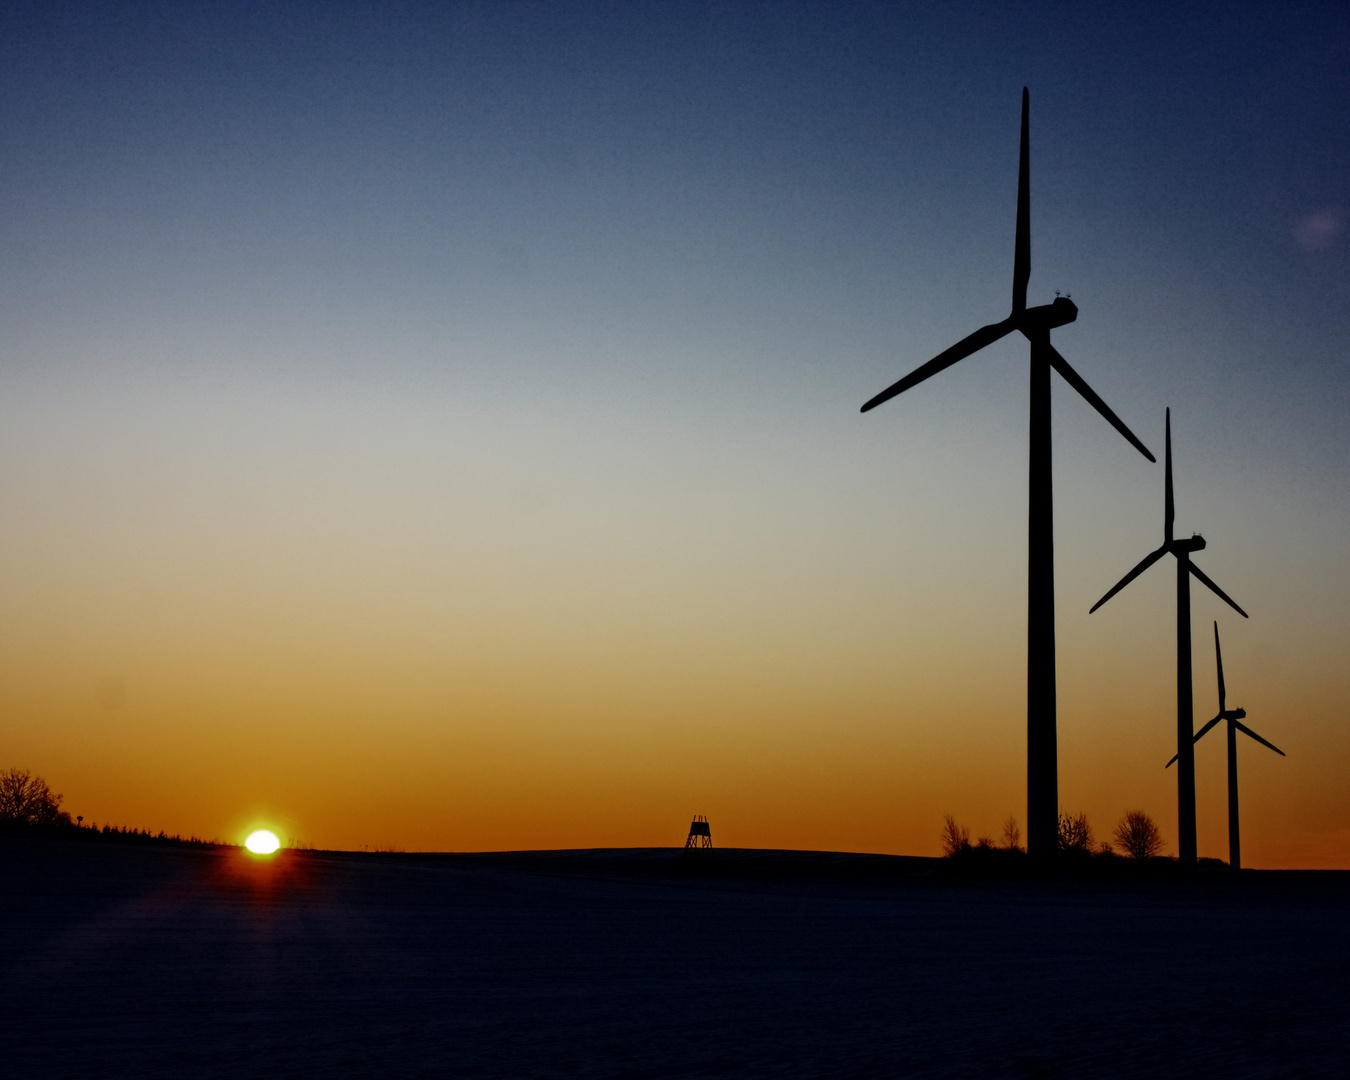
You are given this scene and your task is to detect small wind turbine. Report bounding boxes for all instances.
[1167,622,1284,871]
[1090,408,1247,867]
[861,88,1155,858]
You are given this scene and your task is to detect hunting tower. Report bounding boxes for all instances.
[684,815,712,849]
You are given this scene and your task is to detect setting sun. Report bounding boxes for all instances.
[244,830,281,855]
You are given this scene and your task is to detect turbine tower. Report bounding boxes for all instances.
[1090,409,1247,867]
[1166,622,1284,870]
[860,89,1155,858]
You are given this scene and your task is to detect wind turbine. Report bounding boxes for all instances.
[1166,622,1284,870]
[1089,408,1247,867]
[860,89,1155,859]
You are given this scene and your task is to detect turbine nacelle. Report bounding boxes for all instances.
[1017,296,1078,336]
[1173,534,1206,554]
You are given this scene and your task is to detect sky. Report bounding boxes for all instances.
[2,1,1347,865]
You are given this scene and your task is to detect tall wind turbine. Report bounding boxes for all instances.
[1166,622,1284,870]
[860,89,1155,859]
[1089,409,1247,867]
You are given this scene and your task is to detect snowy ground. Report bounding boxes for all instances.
[2,837,1345,1078]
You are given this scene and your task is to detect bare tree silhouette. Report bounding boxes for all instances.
[0,768,71,826]
[1113,810,1165,860]
[1002,816,1022,851]
[940,814,970,857]
[1057,809,1093,854]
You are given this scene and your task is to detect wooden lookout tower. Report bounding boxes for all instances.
[684,815,712,849]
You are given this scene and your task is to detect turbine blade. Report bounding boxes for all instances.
[1013,88,1029,315]
[1189,562,1249,619]
[1047,346,1156,461]
[1089,546,1167,613]
[860,319,1015,413]
[1166,712,1222,768]
[1234,721,1286,757]
[1164,408,1174,544]
[1194,714,1224,743]
[1214,621,1227,712]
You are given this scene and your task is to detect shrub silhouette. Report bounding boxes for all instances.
[1113,810,1164,860]
[1002,816,1022,851]
[1057,809,1092,855]
[940,814,970,857]
[0,768,71,826]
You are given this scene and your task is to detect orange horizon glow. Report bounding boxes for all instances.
[4,381,1345,870]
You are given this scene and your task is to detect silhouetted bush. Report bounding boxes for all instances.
[1113,810,1164,860]
[940,814,970,857]
[1057,809,1093,855]
[1002,816,1022,851]
[0,768,71,826]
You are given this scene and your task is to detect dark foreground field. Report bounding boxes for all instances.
[2,838,1346,1078]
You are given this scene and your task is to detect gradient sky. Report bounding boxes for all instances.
[2,1,1347,865]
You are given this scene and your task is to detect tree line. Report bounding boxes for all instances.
[941,808,1166,861]
[0,768,219,846]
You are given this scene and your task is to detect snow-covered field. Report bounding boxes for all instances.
[2,837,1344,1078]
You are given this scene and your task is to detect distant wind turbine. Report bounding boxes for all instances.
[1166,622,1284,871]
[861,88,1155,859]
[1090,408,1247,867]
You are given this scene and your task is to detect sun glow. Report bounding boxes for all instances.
[245,830,281,854]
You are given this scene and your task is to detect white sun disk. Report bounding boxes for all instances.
[245,830,281,854]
